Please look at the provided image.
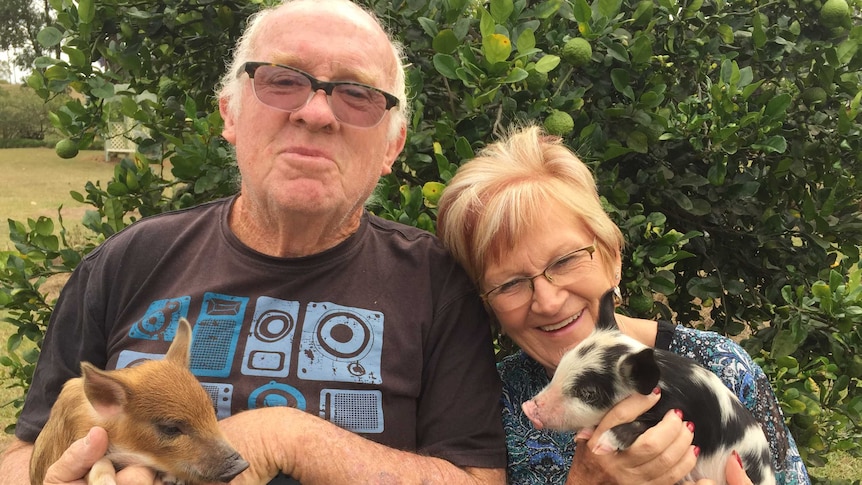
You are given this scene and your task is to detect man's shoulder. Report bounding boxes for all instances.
[364,213,447,254]
[84,197,232,260]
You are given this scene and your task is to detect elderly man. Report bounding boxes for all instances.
[0,1,507,483]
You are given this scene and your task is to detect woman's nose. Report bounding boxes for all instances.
[529,276,567,314]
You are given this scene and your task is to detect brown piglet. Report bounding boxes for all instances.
[30,318,249,485]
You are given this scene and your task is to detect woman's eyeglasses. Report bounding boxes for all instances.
[482,240,597,312]
[238,62,399,128]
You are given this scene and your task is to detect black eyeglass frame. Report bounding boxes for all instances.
[239,61,400,113]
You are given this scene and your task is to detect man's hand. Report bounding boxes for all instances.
[44,427,157,485]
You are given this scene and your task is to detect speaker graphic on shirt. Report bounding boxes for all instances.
[190,292,248,378]
[129,297,191,341]
[241,297,300,377]
[248,381,307,411]
[297,302,383,384]
[320,389,384,434]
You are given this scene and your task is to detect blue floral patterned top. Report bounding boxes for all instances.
[498,322,810,484]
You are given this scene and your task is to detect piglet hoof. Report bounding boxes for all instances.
[521,400,545,430]
[158,473,184,485]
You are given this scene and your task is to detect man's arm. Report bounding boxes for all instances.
[219,407,506,485]
[0,439,33,485]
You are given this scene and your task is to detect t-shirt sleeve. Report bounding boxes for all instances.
[414,286,507,468]
[15,255,109,442]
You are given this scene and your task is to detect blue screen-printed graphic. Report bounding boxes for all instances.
[248,381,307,411]
[190,292,247,377]
[241,296,299,378]
[320,389,383,433]
[129,297,190,341]
[297,302,383,384]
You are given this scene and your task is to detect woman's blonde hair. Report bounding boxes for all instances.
[437,124,624,287]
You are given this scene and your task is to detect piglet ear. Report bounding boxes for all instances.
[596,289,620,330]
[619,348,660,395]
[81,362,128,418]
[165,317,193,367]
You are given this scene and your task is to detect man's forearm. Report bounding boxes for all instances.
[0,439,34,485]
[220,407,506,485]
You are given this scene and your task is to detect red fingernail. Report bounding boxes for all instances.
[652,386,661,395]
[693,446,701,457]
[673,409,684,419]
[734,450,744,468]
[686,421,695,433]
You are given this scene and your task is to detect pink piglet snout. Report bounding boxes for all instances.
[522,400,546,430]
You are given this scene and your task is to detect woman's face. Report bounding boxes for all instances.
[481,205,620,376]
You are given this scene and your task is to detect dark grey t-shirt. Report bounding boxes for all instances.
[18,196,506,469]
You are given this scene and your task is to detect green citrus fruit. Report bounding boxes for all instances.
[820,0,850,28]
[628,293,654,314]
[561,38,592,67]
[55,138,79,159]
[543,110,574,136]
[525,69,549,91]
[802,87,827,105]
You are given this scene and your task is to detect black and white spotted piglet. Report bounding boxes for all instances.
[521,290,776,485]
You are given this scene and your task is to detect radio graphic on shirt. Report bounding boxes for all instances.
[118,294,386,433]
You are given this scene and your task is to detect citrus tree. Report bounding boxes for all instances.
[2,0,861,476]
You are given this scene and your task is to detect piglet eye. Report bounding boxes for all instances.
[156,423,184,438]
[578,387,599,405]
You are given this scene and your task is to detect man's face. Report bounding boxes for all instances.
[220,4,406,222]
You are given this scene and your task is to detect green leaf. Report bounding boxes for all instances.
[36,27,63,48]
[35,217,54,237]
[571,0,592,22]
[717,24,733,44]
[516,29,536,53]
[432,30,459,55]
[771,329,799,358]
[837,39,858,66]
[490,0,514,22]
[535,55,560,73]
[62,47,87,68]
[78,0,95,24]
[530,0,564,19]
[610,68,630,94]
[752,11,766,48]
[504,67,529,83]
[597,0,622,18]
[627,131,649,153]
[432,54,459,79]
[753,135,787,154]
[764,93,792,119]
[416,17,438,38]
[88,78,115,99]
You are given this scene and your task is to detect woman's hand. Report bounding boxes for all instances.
[566,389,699,485]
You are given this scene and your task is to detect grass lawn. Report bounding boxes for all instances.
[0,147,117,251]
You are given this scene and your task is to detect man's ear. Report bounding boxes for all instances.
[380,123,406,176]
[219,96,237,144]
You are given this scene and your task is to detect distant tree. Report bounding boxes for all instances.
[0,0,52,70]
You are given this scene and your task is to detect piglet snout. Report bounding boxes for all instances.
[521,400,546,430]
[217,451,250,482]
